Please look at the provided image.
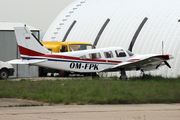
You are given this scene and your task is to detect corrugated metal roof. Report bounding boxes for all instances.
[0,21,39,31]
[43,0,180,78]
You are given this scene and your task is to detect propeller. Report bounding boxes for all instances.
[156,41,171,69]
[164,61,171,68]
[156,61,171,69]
[162,41,171,68]
[156,64,161,69]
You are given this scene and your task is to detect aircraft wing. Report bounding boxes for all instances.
[7,59,47,65]
[101,54,173,72]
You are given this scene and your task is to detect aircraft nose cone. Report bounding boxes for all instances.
[169,55,174,59]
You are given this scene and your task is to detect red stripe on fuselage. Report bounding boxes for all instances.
[42,54,122,63]
[18,45,45,56]
[18,45,122,63]
[125,59,140,62]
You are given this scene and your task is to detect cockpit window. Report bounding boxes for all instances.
[104,51,113,58]
[89,53,101,59]
[126,50,134,56]
[115,49,126,57]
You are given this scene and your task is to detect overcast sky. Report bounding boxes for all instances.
[0,0,75,32]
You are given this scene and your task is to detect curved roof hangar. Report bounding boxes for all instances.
[43,0,180,77]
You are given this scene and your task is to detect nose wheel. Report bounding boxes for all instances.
[140,69,145,77]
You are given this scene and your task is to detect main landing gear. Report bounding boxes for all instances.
[119,70,146,80]
[119,70,128,80]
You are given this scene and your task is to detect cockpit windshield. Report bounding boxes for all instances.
[69,44,93,51]
[126,50,134,56]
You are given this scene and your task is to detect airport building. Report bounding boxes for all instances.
[0,22,39,78]
[43,0,180,77]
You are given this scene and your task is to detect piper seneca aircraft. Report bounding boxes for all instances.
[8,26,173,79]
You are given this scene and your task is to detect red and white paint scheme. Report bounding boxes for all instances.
[8,26,173,79]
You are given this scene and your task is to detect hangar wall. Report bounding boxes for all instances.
[0,22,40,78]
[43,0,180,77]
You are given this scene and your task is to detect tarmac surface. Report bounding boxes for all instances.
[0,100,180,120]
[0,98,44,106]
[1,77,180,120]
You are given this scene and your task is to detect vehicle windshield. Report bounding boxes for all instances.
[69,44,93,51]
[126,50,134,56]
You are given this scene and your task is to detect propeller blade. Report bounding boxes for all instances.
[156,64,161,69]
[164,61,171,68]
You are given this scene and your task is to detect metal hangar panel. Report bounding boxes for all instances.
[43,0,180,78]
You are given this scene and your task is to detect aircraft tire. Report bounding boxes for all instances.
[119,76,127,80]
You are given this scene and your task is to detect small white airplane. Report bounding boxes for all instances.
[8,26,174,79]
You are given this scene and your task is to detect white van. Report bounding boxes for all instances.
[0,61,14,79]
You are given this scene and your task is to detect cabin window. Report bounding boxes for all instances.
[115,49,126,57]
[80,55,86,59]
[89,53,101,59]
[104,51,113,58]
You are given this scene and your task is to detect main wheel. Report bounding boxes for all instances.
[59,70,70,77]
[0,69,9,80]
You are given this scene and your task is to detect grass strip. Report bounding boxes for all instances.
[0,76,180,104]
